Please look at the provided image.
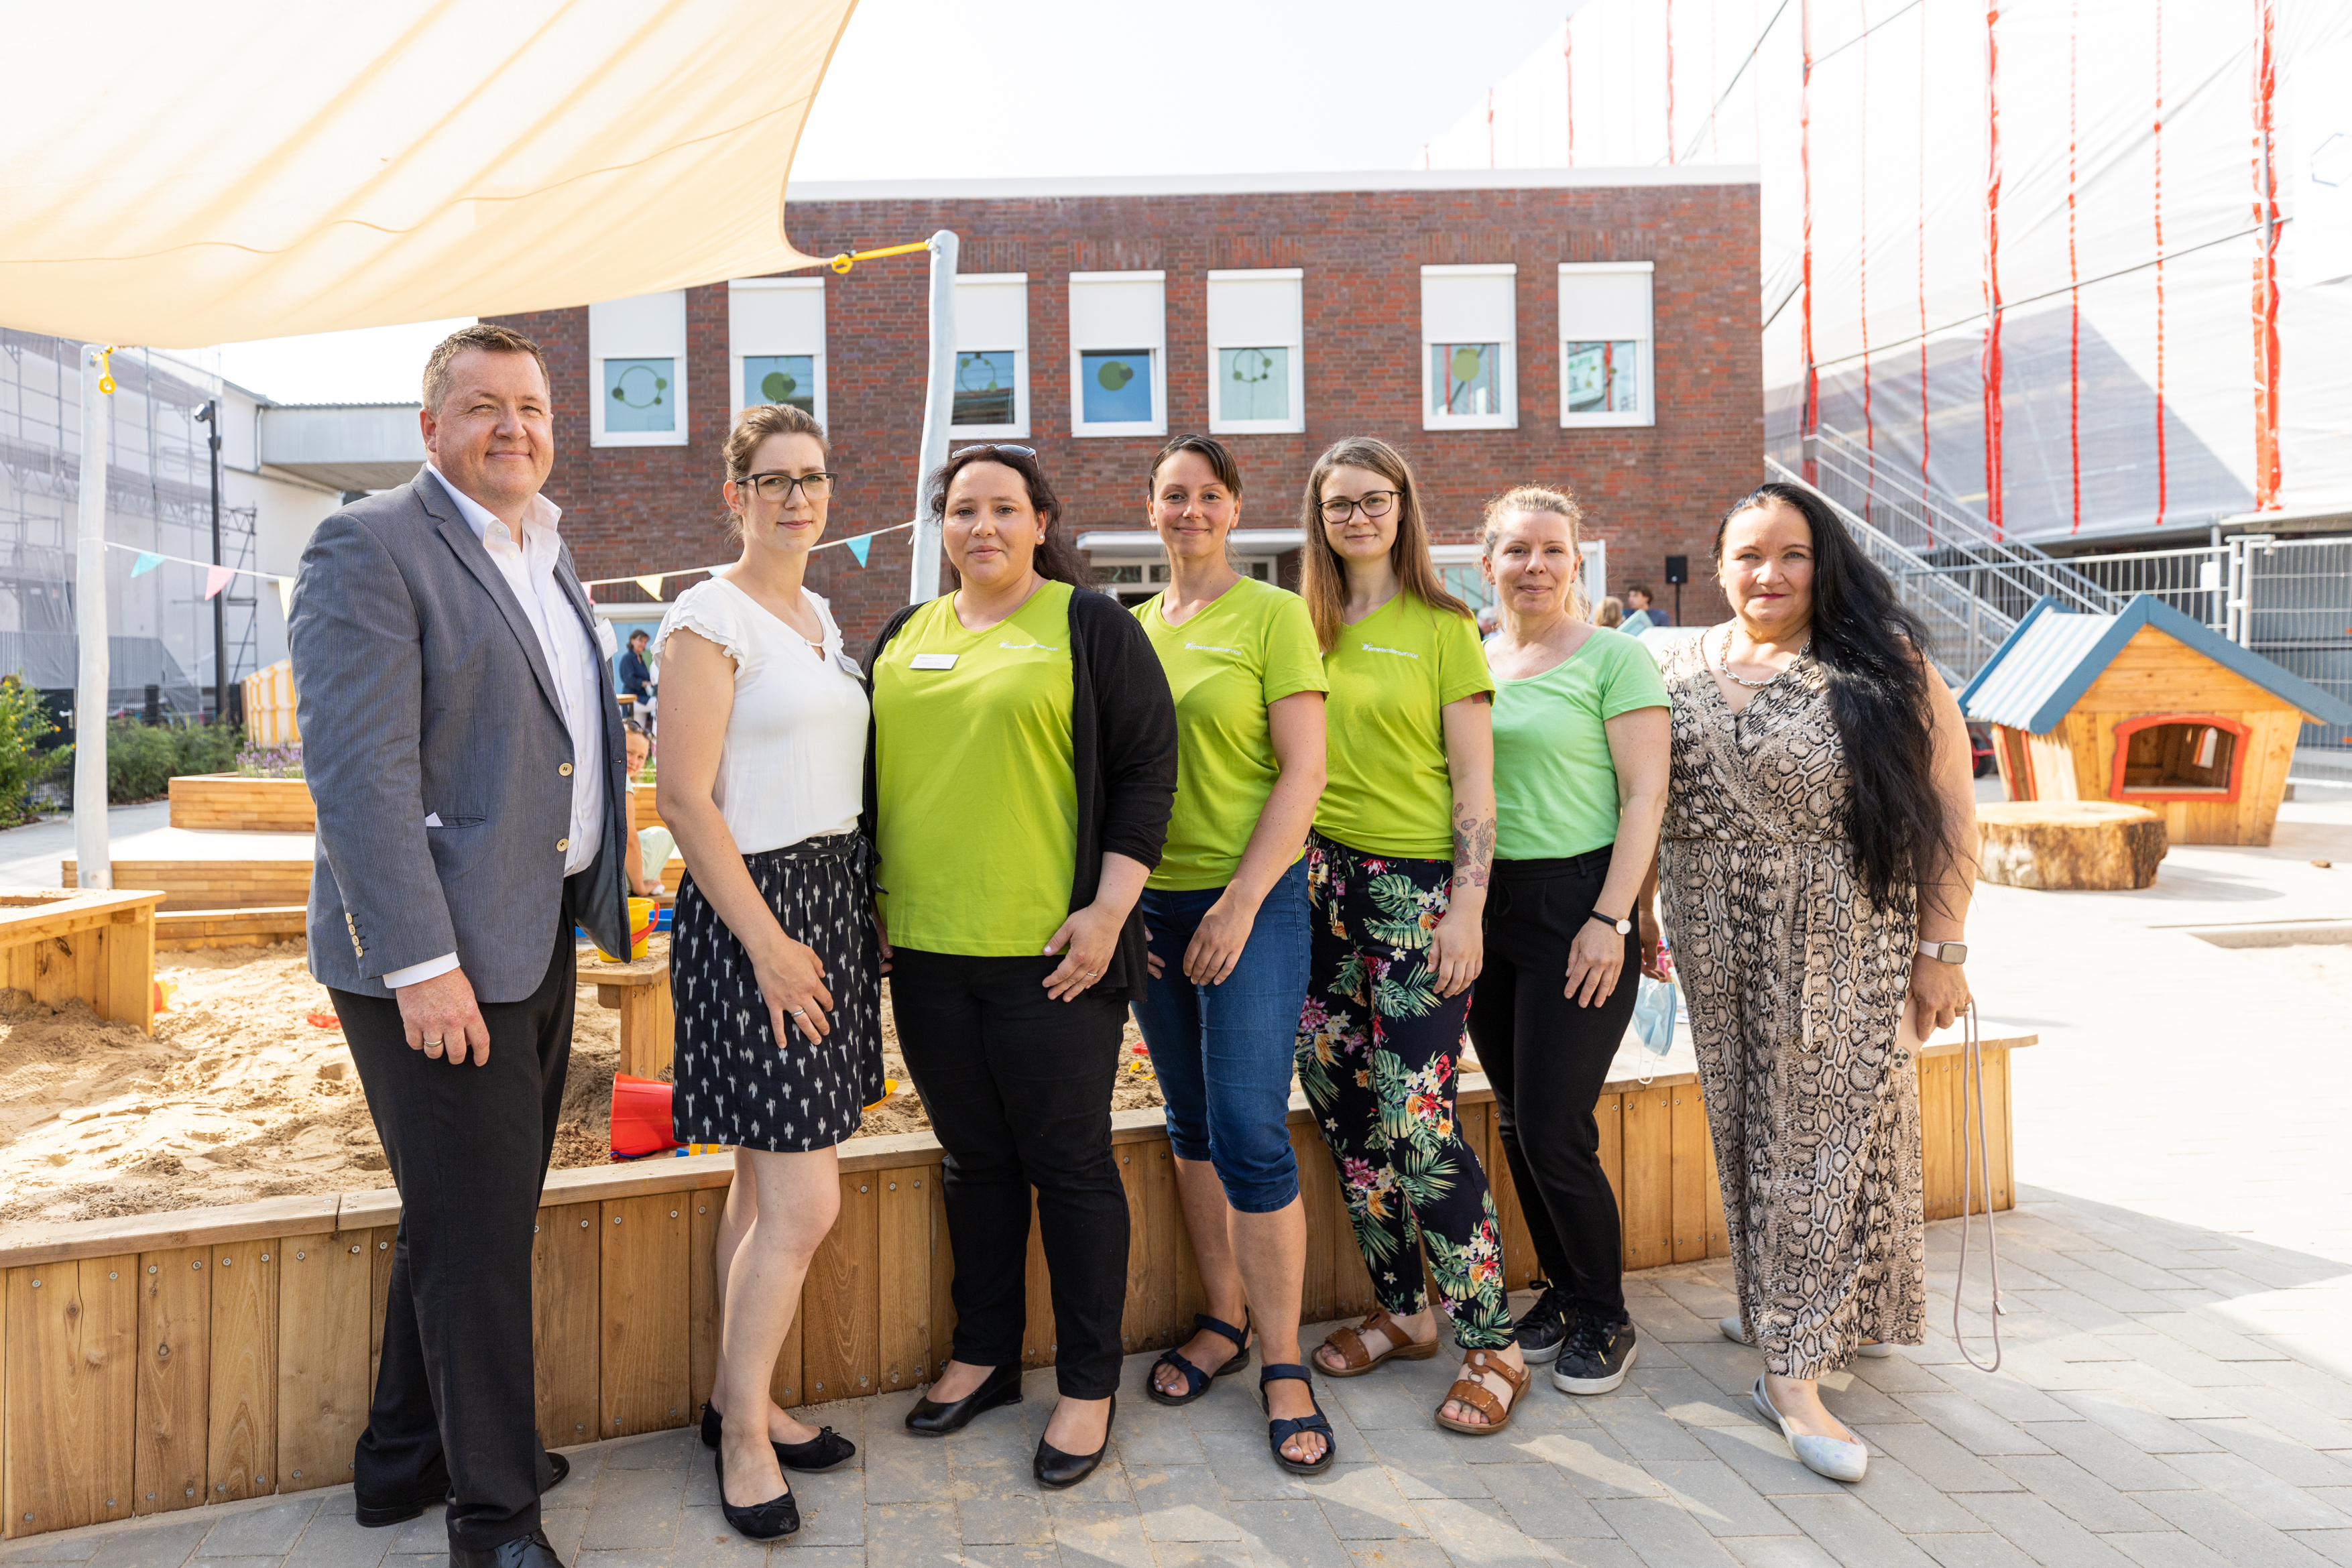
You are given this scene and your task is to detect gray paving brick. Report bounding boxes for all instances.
[1985,1455,2166,1531]
[863,1430,955,1506]
[1689,1429,1847,1498]
[79,1521,211,1568]
[953,1483,1055,1547]
[1588,1498,1739,1566]
[1409,1496,1576,1568]
[1917,1367,2076,1425]
[2286,1531,2352,1567]
[1110,1415,1208,1470]
[1229,1499,1352,1568]
[2200,1390,2352,1455]
[1048,1500,1154,1568]
[384,1510,446,1558]
[1149,1541,1251,1568]
[575,1552,674,1568]
[1850,1424,2019,1494]
[1909,1536,2036,1568]
[2019,1423,2195,1492]
[2241,1363,2352,1423]
[1340,1540,1450,1568]
[585,1465,686,1551]
[670,1505,778,1565]
[1584,1398,1712,1463]
[2138,1490,2337,1566]
[1755,1494,1940,1568]
[539,1510,588,1563]
[1509,1433,1669,1499]
[1958,1492,2136,1567]
[1293,1467,1424,1541]
[1718,1541,1841,1568]
[1361,1429,1490,1501]
[778,1551,872,1568]
[1840,1455,1983,1536]
[1637,1463,1796,1539]
[607,1429,697,1471]
[787,1469,868,1548]
[1477,1466,1614,1540]
[2104,1535,2233,1567]
[864,1502,959,1568]
[2050,1392,2222,1455]
[2161,1452,2349,1531]
[1128,1468,1241,1544]
[957,1546,1065,1568]
[196,1500,318,1558]
[1889,1394,2053,1457]
[0,1532,103,1563]
[283,1510,396,1568]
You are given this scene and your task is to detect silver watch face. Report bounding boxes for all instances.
[1935,941,1968,965]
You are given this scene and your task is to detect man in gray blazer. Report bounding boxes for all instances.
[290,324,631,1568]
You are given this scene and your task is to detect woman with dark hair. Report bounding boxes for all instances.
[1128,435,1334,1472]
[1649,480,1977,1483]
[1293,436,1527,1435]
[865,443,1177,1490]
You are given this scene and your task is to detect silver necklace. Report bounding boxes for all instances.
[1717,623,1807,690]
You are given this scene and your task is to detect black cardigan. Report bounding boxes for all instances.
[861,583,1179,999]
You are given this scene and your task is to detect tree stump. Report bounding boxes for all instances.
[1978,802,2167,890]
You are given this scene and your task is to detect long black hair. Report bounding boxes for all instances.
[926,444,1094,591]
[1715,481,1949,907]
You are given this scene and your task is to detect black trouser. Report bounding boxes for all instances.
[1465,851,1643,1324]
[333,913,573,1552]
[890,949,1130,1399]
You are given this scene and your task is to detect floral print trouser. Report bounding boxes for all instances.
[1295,833,1515,1350]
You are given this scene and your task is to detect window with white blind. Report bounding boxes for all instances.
[1069,271,1166,438]
[951,274,1029,436]
[1206,268,1305,434]
[1557,262,1654,427]
[1421,264,1517,430]
[729,277,825,426]
[590,291,689,447]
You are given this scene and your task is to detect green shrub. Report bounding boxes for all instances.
[0,676,56,824]
[171,722,241,778]
[107,720,178,802]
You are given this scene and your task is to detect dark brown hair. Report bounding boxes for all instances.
[1297,436,1474,652]
[927,445,1092,591]
[721,403,829,542]
[1147,434,1243,497]
[421,324,549,414]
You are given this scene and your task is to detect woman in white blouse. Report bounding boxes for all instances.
[654,403,879,1541]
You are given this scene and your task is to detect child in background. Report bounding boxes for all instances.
[624,721,664,898]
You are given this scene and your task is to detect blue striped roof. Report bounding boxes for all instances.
[1956,593,2352,735]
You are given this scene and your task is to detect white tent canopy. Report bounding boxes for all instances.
[0,0,854,346]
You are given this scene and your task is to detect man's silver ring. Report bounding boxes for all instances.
[423,1038,444,1048]
[789,1007,806,1016]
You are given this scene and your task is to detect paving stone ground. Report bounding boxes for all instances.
[9,785,2351,1567]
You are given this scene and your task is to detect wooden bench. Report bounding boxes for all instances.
[581,934,672,1079]
[154,905,308,951]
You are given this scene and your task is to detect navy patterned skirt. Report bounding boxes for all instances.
[669,833,885,1152]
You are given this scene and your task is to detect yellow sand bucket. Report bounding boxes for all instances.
[595,897,657,963]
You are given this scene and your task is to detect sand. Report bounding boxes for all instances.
[0,941,1159,1227]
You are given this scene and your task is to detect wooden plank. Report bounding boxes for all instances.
[688,1193,720,1421]
[1700,1103,1729,1259]
[204,1240,276,1502]
[927,1163,954,1382]
[1668,1085,1710,1264]
[533,1203,601,1448]
[103,914,154,1034]
[1021,1193,1053,1368]
[133,1247,209,1515]
[3,1258,137,1537]
[1619,1087,1673,1272]
[599,1195,689,1438]
[1118,1147,1153,1355]
[803,1174,878,1401]
[1486,1109,1539,1292]
[366,1229,395,1396]
[1137,1145,1180,1349]
[877,1166,931,1394]
[1918,1054,1958,1222]
[1292,1122,1338,1325]
[1594,1091,1624,1224]
[276,1233,371,1494]
[1985,1048,2014,1213]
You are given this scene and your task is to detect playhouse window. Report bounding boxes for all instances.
[2119,721,2235,794]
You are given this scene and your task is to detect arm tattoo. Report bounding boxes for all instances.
[1452,806,1494,891]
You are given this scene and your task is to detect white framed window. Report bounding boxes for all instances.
[729,277,825,427]
[1421,264,1517,430]
[1558,262,1654,428]
[590,291,689,447]
[951,273,1029,436]
[1069,271,1166,438]
[1206,268,1305,434]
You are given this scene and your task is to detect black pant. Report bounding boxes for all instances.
[1466,851,1642,1324]
[333,914,573,1551]
[890,949,1130,1398]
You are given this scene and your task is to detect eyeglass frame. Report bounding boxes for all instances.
[741,470,838,501]
[1319,489,1402,524]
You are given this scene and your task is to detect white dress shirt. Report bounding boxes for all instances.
[384,467,609,989]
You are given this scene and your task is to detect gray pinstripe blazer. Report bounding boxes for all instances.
[288,469,631,1002]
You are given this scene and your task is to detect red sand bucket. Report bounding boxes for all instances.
[610,1073,677,1158]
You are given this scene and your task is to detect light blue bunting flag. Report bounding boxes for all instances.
[130,552,165,577]
[845,533,872,566]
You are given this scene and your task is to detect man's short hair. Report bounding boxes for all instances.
[422,324,550,415]
[1623,582,1655,603]
[628,629,650,646]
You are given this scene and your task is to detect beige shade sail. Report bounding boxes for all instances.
[0,0,854,347]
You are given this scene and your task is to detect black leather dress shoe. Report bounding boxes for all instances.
[698,1402,858,1471]
[447,1526,566,1568]
[714,1452,801,1541]
[1033,1394,1115,1490]
[355,1451,569,1528]
[904,1362,1024,1436]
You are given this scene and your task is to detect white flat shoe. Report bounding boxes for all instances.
[1752,1374,1867,1483]
[1719,1316,1891,1358]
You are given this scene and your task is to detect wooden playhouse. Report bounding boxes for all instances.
[1959,593,2352,847]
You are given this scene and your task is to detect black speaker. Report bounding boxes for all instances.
[1663,555,1689,585]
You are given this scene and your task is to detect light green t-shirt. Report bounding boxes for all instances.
[1489,627,1671,861]
[1136,578,1329,892]
[872,581,1076,955]
[1315,593,1495,859]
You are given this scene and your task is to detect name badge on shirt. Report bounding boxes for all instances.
[909,652,958,670]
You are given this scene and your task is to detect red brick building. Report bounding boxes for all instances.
[490,169,1760,648]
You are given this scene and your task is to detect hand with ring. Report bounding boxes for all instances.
[1042,900,1122,1002]
[752,930,833,1045]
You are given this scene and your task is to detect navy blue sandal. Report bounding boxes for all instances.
[1145,1311,1252,1406]
[1260,1364,1337,1474]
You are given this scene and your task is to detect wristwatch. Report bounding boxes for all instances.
[1588,910,1633,936]
[1918,940,1969,965]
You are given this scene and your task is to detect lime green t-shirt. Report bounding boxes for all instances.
[1315,593,1495,859]
[1489,627,1670,861]
[872,581,1076,955]
[1136,578,1329,892]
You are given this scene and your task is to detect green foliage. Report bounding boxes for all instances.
[0,676,56,825]
[171,721,241,778]
[40,718,245,806]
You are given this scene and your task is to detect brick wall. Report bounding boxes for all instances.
[491,178,1760,647]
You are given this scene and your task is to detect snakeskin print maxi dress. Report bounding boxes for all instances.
[1656,638,1926,1378]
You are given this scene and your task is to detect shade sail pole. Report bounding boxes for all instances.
[908,229,959,603]
[73,344,111,890]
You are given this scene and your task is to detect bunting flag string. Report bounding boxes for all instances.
[574,518,915,590]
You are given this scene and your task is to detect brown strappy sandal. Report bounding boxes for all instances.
[1433,1347,1529,1435]
[1315,1307,1440,1379]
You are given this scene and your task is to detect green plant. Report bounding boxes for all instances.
[0,676,56,824]
[171,721,241,778]
[107,719,177,802]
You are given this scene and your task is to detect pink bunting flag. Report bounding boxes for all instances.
[204,565,234,600]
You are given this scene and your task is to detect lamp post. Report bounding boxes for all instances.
[907,230,959,603]
[192,399,227,725]
[73,346,112,890]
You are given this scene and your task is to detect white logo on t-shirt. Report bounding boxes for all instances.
[1358,642,1421,658]
[998,640,1061,652]
[1184,642,1243,656]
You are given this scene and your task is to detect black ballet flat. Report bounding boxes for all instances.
[714,1452,800,1541]
[699,1402,858,1471]
[1034,1394,1116,1490]
[904,1362,1024,1436]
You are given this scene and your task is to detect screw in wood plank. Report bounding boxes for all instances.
[110,1271,117,1279]
[192,1260,202,1269]
[29,1279,37,1288]
[699,1205,707,1214]
[888,1182,896,1191]
[575,1423,585,1433]
[670,1209,678,1218]
[221,1258,231,1267]
[184,1488,193,1497]
[351,1245,360,1254]
[581,1219,590,1228]
[148,1265,157,1274]
[915,1179,922,1187]
[815,1382,823,1391]
[261,1254,270,1262]
[296,1252,305,1260]
[613,1217,622,1225]
[291,1472,301,1481]
[860,1185,868,1193]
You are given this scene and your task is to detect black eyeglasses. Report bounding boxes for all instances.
[1320,490,1399,524]
[955,442,1037,459]
[745,471,835,501]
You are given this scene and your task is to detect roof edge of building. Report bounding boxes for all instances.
[784,166,1762,204]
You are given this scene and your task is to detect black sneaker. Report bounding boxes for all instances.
[1506,1283,1576,1365]
[1550,1313,1637,1394]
